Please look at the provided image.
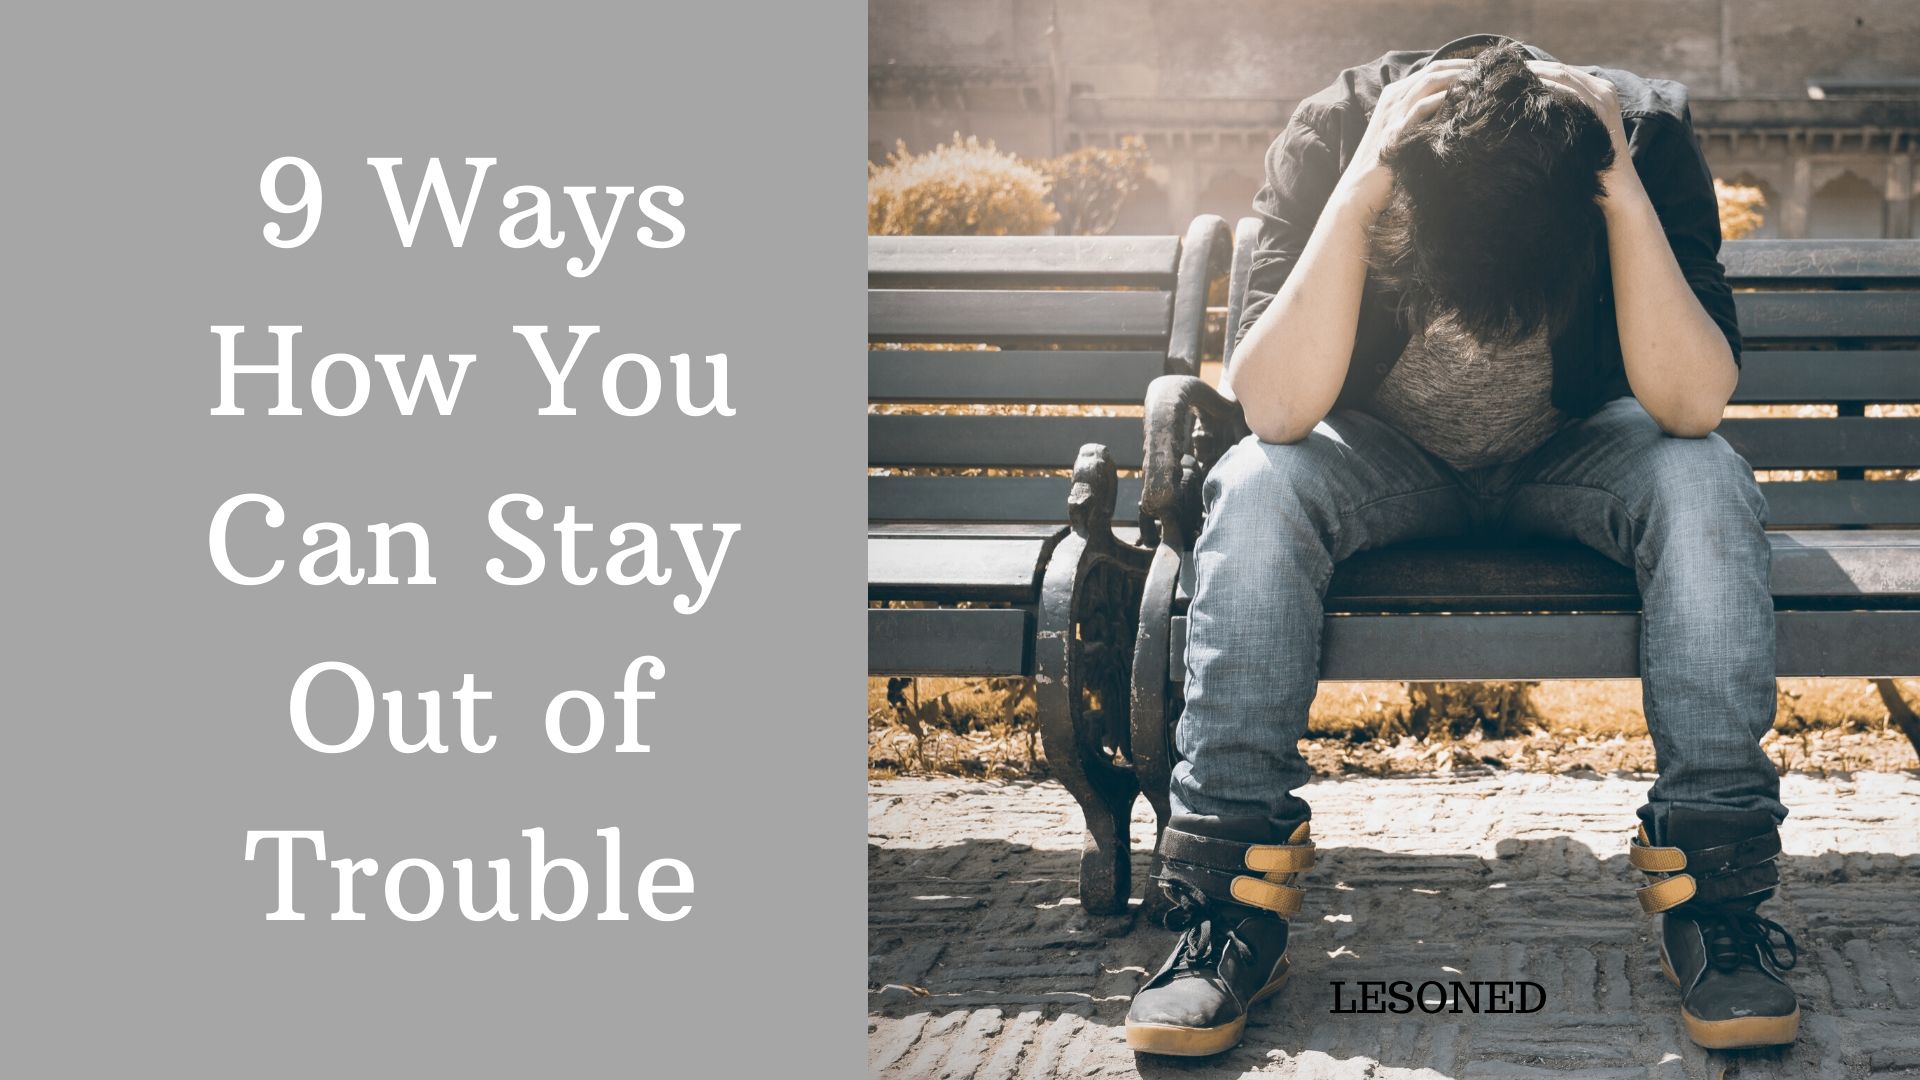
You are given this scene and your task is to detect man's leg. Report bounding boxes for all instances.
[1171,409,1473,831]
[1497,395,1797,1049]
[1129,409,1469,1058]
[1497,395,1781,828]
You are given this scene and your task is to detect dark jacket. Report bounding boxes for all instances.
[1234,32,1742,418]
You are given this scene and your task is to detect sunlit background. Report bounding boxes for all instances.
[871,0,1918,239]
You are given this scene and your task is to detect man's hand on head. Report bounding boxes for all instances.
[1526,61,1738,432]
[1337,59,1474,218]
[1526,62,1638,204]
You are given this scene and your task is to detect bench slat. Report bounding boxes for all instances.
[869,349,1166,404]
[1720,417,1920,468]
[1757,481,1920,526]
[1318,532,1920,613]
[870,414,1144,469]
[1733,350,1920,403]
[1723,240,1920,286]
[874,415,1920,470]
[869,475,1144,524]
[1736,292,1920,342]
[869,290,1173,345]
[869,608,1032,676]
[864,477,1915,528]
[868,235,1181,288]
[1325,542,1633,612]
[868,536,1054,602]
[1168,610,1920,680]
[869,522,1068,539]
[872,348,1920,406]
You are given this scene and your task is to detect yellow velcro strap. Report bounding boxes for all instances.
[1637,873,1696,914]
[1629,843,1687,873]
[1230,875,1305,917]
[1244,843,1315,873]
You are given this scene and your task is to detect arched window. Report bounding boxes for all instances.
[1808,170,1885,239]
[1110,177,1171,234]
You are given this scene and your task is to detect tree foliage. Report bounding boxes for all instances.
[1715,178,1767,241]
[1037,136,1151,235]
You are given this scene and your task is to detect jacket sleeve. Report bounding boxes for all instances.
[1233,103,1344,355]
[1628,103,1743,365]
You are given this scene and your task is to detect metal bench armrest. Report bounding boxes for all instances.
[1141,374,1249,552]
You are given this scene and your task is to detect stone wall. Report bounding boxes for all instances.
[870,0,1920,237]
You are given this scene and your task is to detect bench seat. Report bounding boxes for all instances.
[869,531,1061,604]
[1166,609,1920,681]
[1156,532,1920,681]
[1314,531,1920,612]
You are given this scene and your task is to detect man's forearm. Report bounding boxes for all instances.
[1604,172,1739,437]
[1227,192,1379,443]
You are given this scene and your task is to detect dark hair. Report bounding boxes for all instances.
[1367,40,1616,342]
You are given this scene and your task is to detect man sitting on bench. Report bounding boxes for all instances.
[1125,35,1799,1057]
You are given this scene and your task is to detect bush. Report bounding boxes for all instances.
[1397,682,1536,740]
[1715,179,1766,241]
[1038,136,1150,235]
[868,134,1059,236]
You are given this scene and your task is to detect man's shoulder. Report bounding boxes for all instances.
[1293,45,1427,123]
[1289,45,1696,127]
[1587,65,1693,122]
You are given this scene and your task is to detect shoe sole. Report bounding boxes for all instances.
[1124,959,1290,1058]
[1659,948,1800,1049]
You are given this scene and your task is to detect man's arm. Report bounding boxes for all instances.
[1532,67,1741,437]
[1226,130,1378,444]
[1227,62,1470,444]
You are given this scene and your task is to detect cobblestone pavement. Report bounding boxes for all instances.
[869,771,1920,1078]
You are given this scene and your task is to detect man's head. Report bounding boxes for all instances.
[1368,40,1616,342]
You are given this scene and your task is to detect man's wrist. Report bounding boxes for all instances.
[1600,151,1648,217]
[1328,181,1386,227]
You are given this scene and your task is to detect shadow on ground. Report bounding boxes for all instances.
[869,776,1920,1079]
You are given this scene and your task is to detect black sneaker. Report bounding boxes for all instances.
[1631,808,1800,1049]
[1125,816,1313,1057]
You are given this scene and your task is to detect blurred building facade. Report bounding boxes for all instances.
[870,0,1920,237]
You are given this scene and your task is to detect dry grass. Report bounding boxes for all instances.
[869,676,1920,780]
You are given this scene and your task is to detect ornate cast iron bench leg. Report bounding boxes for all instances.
[1037,444,1152,915]
[1129,541,1184,920]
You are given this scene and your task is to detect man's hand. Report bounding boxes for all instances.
[1228,60,1483,443]
[1526,62,1639,204]
[1335,59,1473,217]
[1524,62,1737,435]
[1226,62,1469,443]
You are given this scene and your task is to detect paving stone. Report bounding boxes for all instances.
[871,771,1920,1078]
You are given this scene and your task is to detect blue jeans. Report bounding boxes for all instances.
[1170,395,1783,836]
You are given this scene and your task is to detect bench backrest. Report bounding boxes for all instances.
[1221,226,1920,528]
[868,216,1231,526]
[1718,240,1920,527]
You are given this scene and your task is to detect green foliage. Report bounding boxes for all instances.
[868,134,1059,236]
[1037,136,1151,235]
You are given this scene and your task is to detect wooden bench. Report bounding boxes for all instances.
[868,217,1229,684]
[1049,227,1920,914]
